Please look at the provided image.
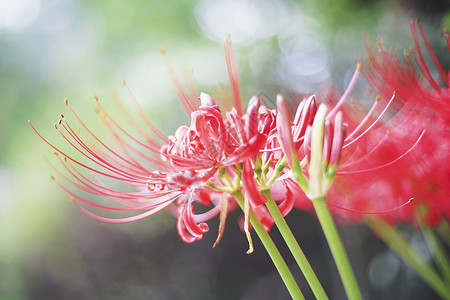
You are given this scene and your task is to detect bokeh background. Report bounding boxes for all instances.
[1,0,449,299]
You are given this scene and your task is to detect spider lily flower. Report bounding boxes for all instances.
[30,93,275,243]
[29,38,282,246]
[361,20,450,225]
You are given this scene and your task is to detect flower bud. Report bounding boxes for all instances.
[307,103,328,200]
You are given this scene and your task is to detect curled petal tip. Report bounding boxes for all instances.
[199,92,215,106]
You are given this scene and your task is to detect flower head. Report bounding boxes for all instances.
[30,39,285,247]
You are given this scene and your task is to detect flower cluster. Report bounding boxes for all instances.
[30,39,295,246]
[30,36,425,247]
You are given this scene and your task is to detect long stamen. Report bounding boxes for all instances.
[97,121,167,169]
[224,36,244,116]
[403,50,420,82]
[345,95,381,142]
[55,123,149,181]
[110,90,160,144]
[326,198,414,214]
[327,63,361,119]
[416,19,448,84]
[60,120,151,177]
[62,111,150,174]
[73,200,174,224]
[94,97,163,154]
[444,27,450,54]
[185,68,199,101]
[339,129,391,169]
[410,20,441,91]
[50,155,167,200]
[410,47,441,92]
[29,121,148,184]
[344,92,396,148]
[54,175,176,211]
[338,130,425,175]
[120,82,172,143]
[67,98,164,170]
[160,49,197,114]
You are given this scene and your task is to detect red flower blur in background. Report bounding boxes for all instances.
[296,20,449,226]
[350,20,450,225]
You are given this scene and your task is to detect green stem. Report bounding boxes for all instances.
[312,197,362,300]
[368,217,450,300]
[417,211,450,285]
[266,158,286,188]
[262,190,329,299]
[232,191,305,300]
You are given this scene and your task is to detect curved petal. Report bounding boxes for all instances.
[242,161,267,207]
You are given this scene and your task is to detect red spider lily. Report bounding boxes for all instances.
[358,20,450,225]
[29,38,283,245]
[160,93,267,170]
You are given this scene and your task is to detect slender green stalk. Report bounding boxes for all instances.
[417,210,450,285]
[266,158,286,187]
[368,217,450,300]
[262,190,329,299]
[312,197,362,300]
[232,191,305,300]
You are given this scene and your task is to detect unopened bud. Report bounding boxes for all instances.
[307,103,328,200]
